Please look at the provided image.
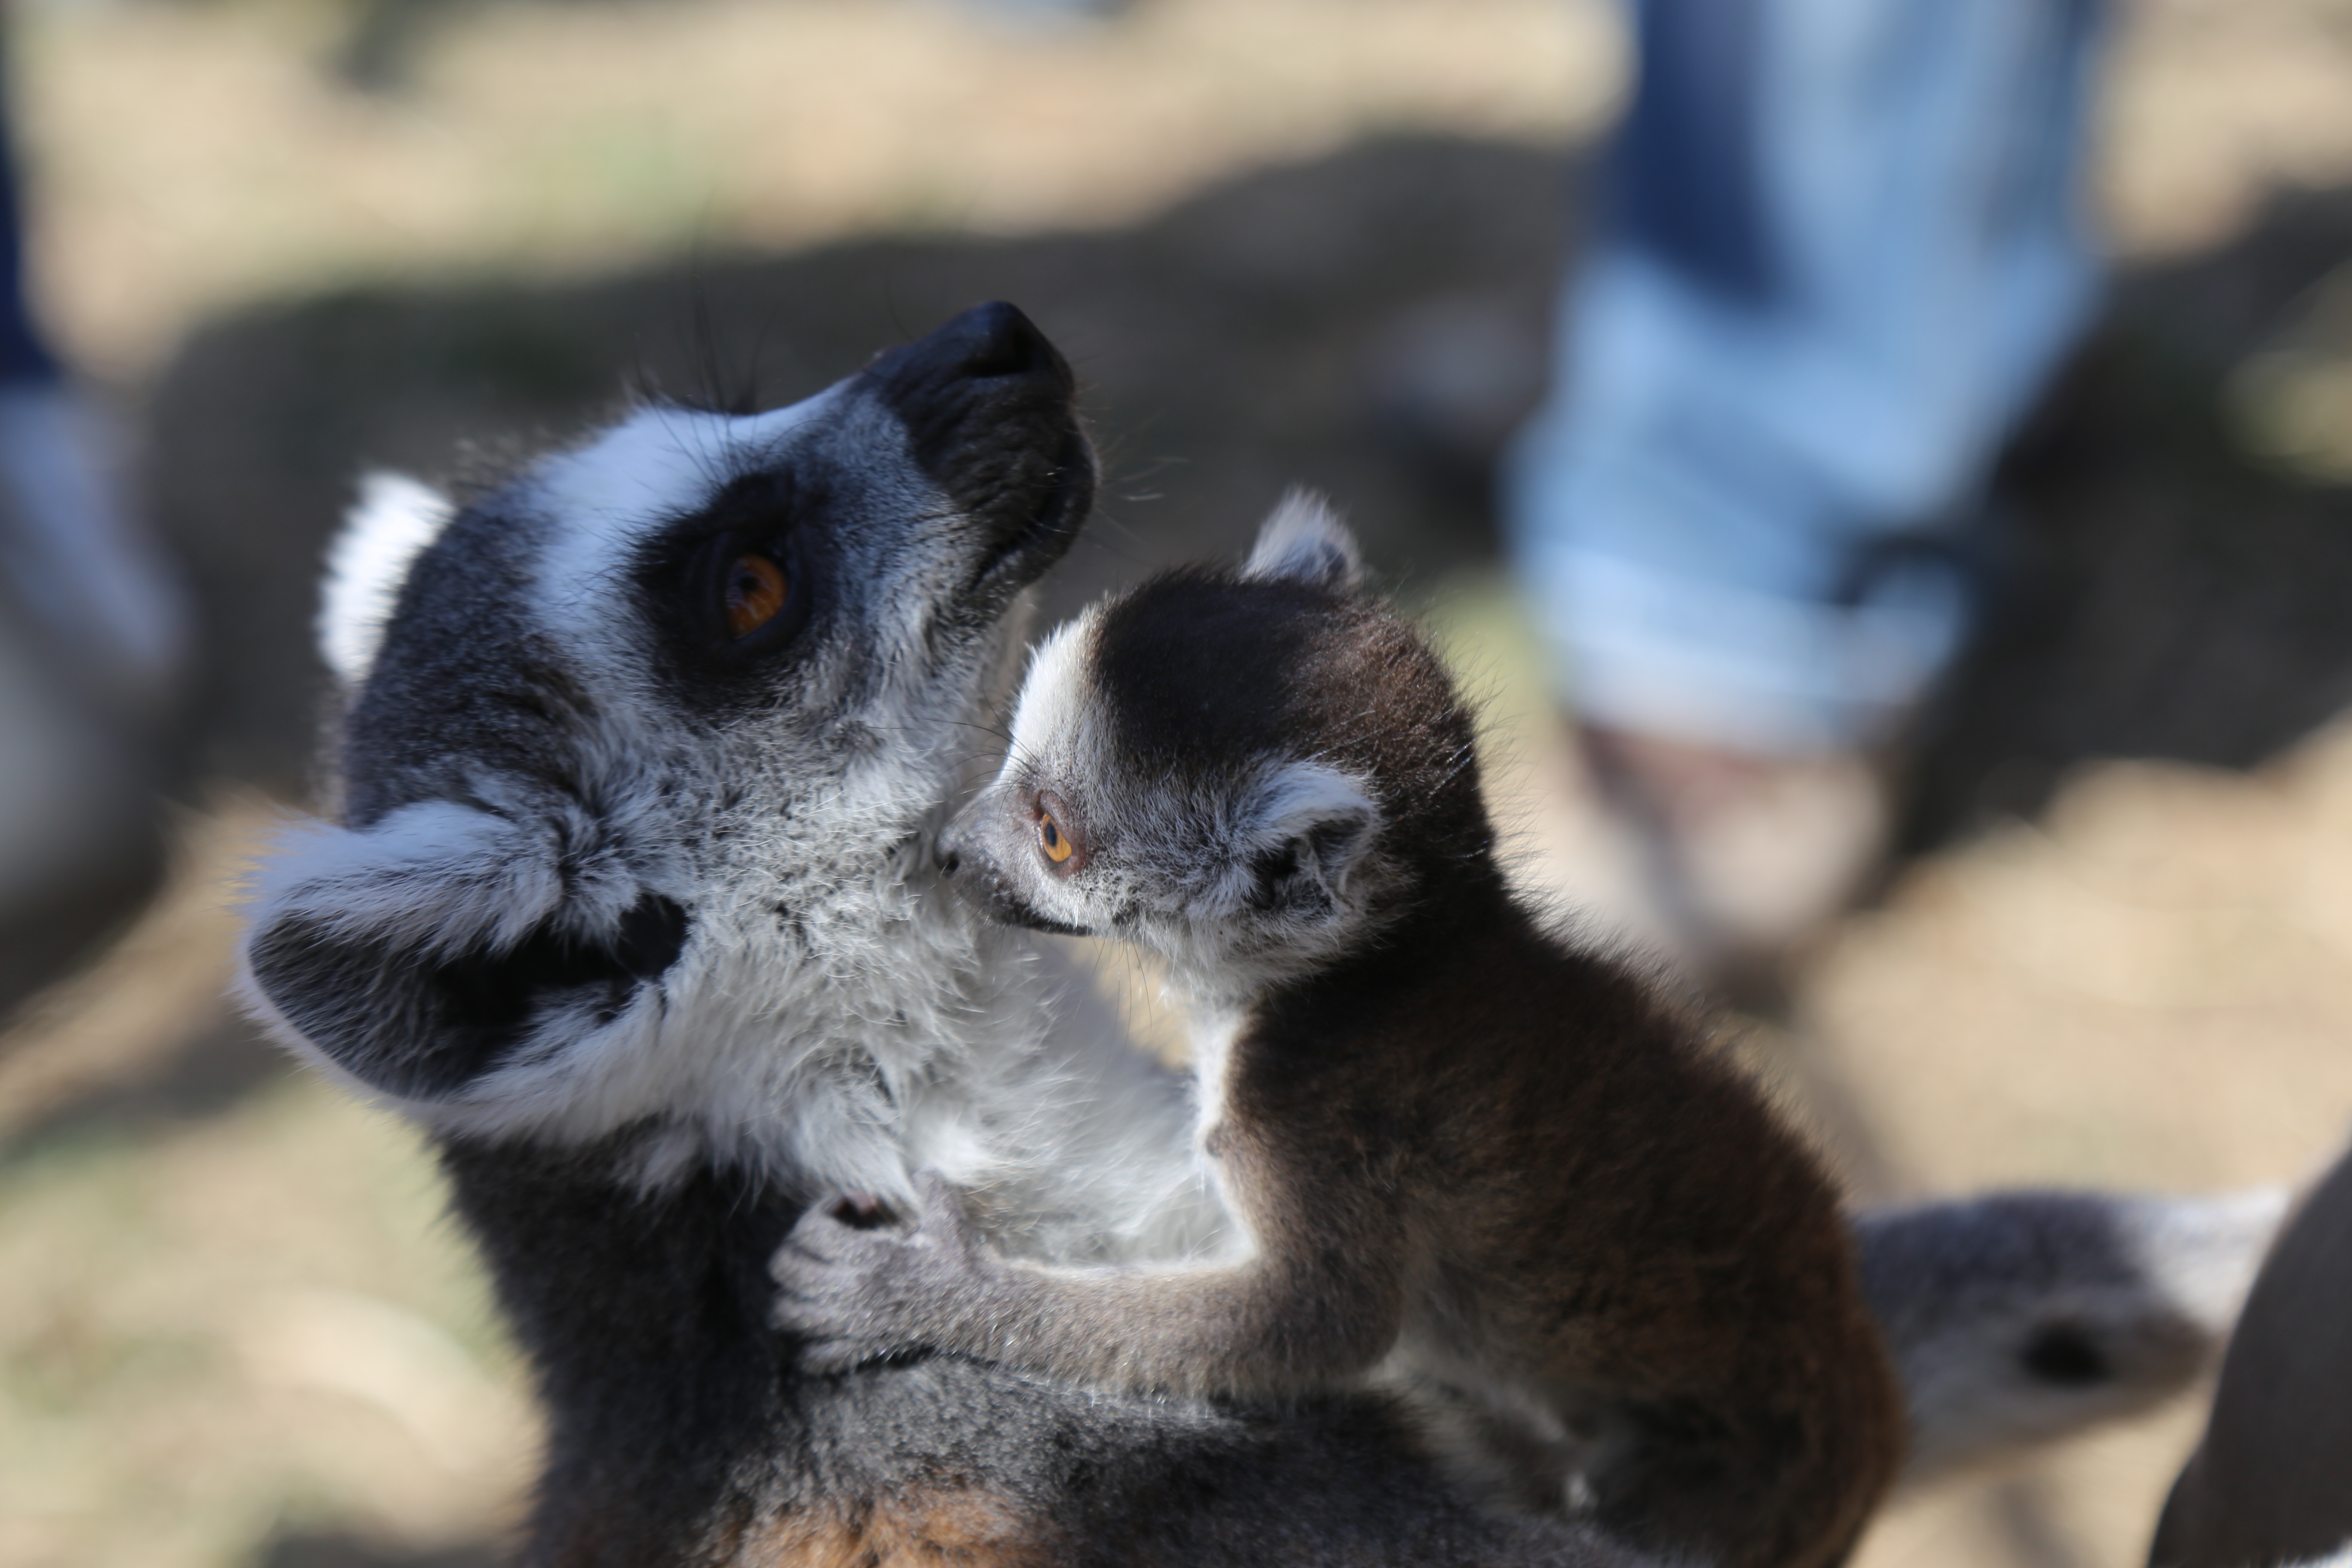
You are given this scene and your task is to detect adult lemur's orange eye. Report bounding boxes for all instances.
[1038,810,1074,864]
[724,553,789,638]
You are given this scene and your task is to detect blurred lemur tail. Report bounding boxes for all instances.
[1853,1185,2288,1488]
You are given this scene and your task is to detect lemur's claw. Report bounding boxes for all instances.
[792,1334,897,1376]
[775,1207,867,1271]
[910,1170,981,1247]
[772,1175,989,1364]
[827,1189,895,1228]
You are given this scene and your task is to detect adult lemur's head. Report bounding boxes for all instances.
[239,303,1094,1158]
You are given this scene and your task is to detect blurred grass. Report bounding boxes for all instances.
[0,1075,528,1567]
[12,0,1624,383]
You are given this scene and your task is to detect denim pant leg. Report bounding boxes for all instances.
[1505,0,2104,754]
[0,40,53,388]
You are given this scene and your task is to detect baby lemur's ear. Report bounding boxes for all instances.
[235,799,687,1109]
[1235,762,1380,919]
[1242,489,1364,592]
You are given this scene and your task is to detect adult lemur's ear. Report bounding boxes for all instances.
[318,471,455,692]
[1235,762,1380,919]
[1242,489,1364,592]
[235,799,687,1108]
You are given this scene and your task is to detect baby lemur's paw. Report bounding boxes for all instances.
[772,1170,992,1373]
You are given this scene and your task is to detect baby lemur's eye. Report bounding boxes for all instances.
[1035,793,1084,872]
[723,553,790,639]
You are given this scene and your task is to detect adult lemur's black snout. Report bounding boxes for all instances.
[867,302,1073,428]
[932,299,1059,380]
[867,303,1094,588]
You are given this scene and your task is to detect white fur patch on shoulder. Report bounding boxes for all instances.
[1242,488,1363,591]
[319,471,456,689]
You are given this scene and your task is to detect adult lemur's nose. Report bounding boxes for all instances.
[867,302,1094,588]
[867,301,1071,404]
[930,300,1057,381]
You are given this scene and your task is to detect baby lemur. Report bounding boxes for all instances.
[773,495,1905,1568]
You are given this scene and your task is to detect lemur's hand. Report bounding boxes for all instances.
[772,1170,992,1373]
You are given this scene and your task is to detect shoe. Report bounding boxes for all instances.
[1577,723,1894,1003]
[0,380,186,1020]
[0,606,163,1022]
[0,380,190,721]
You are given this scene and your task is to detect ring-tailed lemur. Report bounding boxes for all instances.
[774,496,1904,1568]
[238,303,2286,1567]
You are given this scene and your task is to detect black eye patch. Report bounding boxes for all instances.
[635,466,831,693]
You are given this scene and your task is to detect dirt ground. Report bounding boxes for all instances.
[11,1,2352,1565]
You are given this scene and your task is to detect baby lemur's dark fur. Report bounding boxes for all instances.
[774,500,1906,1568]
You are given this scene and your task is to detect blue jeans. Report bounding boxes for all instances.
[1505,0,2104,753]
[0,49,50,388]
